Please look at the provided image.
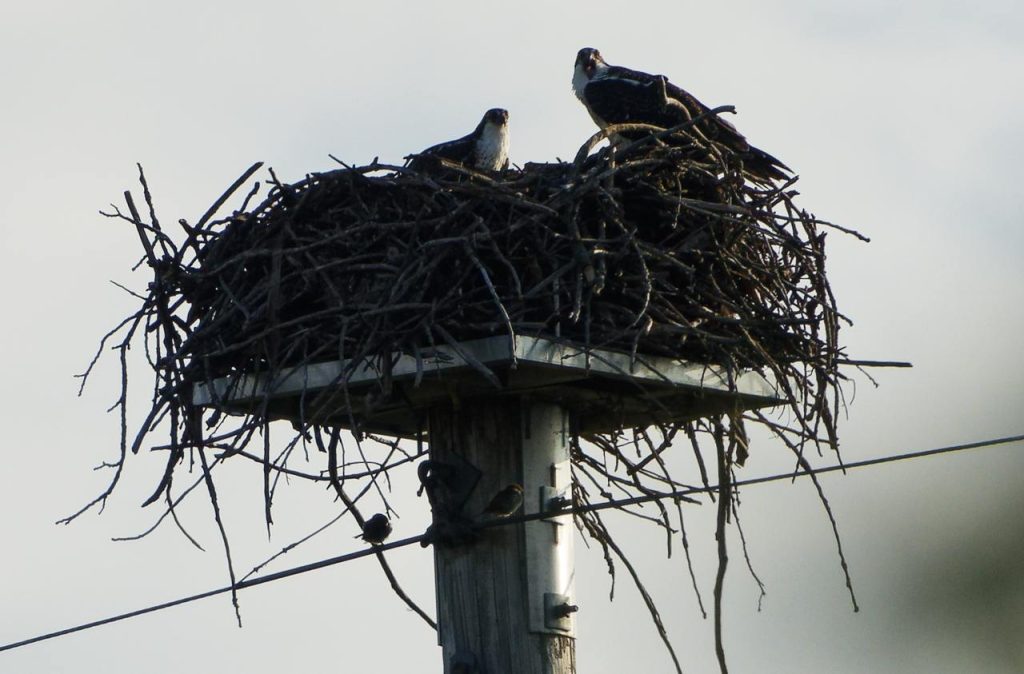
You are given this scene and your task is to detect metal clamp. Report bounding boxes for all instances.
[540,485,571,516]
[544,593,578,632]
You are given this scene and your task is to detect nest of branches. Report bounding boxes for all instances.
[177,144,839,383]
[79,116,865,672]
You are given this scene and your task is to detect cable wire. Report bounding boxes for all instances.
[2,432,1021,653]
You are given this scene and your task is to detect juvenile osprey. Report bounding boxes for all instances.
[407,108,510,172]
[572,48,789,183]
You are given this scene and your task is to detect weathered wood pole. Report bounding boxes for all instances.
[429,397,576,674]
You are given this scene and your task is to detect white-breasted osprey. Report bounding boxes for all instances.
[407,108,510,173]
[572,48,790,183]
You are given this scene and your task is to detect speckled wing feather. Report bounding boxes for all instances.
[584,69,680,128]
[408,134,476,170]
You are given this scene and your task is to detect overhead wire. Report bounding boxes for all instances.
[2,432,1021,654]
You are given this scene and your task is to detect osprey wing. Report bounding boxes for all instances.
[663,80,749,151]
[583,70,684,129]
[662,80,791,181]
[408,134,476,171]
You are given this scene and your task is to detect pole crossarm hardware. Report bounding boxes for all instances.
[192,334,785,437]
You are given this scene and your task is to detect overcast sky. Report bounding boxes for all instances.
[2,1,1023,672]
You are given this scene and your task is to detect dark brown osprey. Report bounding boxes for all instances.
[407,108,510,172]
[572,48,790,183]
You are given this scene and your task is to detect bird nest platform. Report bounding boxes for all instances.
[80,121,868,518]
[78,120,867,671]
[170,135,852,436]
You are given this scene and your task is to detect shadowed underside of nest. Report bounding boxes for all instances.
[78,117,865,673]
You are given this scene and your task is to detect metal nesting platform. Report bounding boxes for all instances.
[192,335,785,437]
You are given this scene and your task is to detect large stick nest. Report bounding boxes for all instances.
[79,115,865,672]
[182,140,839,385]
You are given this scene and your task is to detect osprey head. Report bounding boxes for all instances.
[575,47,606,78]
[573,47,609,101]
[484,108,509,127]
[475,108,510,171]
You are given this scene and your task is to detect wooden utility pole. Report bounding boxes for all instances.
[429,397,576,674]
[194,335,782,673]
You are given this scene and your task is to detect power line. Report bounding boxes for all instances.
[478,433,1024,527]
[574,433,1024,517]
[0,533,425,653]
[2,432,1021,654]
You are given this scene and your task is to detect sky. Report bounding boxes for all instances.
[2,1,1023,672]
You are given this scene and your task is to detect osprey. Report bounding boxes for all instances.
[572,48,789,183]
[407,108,510,172]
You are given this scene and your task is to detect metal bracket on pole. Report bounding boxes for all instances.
[523,402,576,637]
[544,593,579,632]
[540,486,571,515]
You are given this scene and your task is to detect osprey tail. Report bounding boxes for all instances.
[743,145,791,185]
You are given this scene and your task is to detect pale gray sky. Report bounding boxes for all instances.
[2,1,1023,672]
